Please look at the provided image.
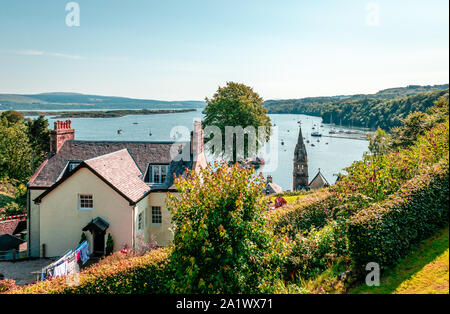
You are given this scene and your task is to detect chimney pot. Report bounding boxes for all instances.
[50,120,75,154]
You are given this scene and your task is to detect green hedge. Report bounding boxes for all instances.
[7,248,171,294]
[271,191,336,238]
[348,157,449,271]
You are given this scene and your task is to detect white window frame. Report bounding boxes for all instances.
[150,165,169,184]
[151,206,162,225]
[78,194,93,210]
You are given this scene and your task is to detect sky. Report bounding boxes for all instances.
[0,0,448,101]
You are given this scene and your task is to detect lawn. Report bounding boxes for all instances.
[351,227,449,294]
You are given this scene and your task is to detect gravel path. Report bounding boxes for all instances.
[0,258,56,286]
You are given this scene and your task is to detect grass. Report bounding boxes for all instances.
[350,227,449,294]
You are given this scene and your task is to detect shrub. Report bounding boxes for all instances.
[348,157,449,272]
[6,248,170,294]
[166,162,284,294]
[266,190,334,238]
[284,220,350,280]
[0,279,17,293]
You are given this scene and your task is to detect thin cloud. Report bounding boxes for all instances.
[16,49,85,60]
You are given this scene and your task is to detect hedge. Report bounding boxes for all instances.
[266,189,335,238]
[348,157,449,271]
[6,248,170,294]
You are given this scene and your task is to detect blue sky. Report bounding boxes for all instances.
[0,0,448,100]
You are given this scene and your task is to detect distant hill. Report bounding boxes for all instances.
[0,92,206,110]
[265,84,449,130]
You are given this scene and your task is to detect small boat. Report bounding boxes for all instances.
[325,142,329,145]
[306,140,310,143]
[117,129,123,134]
[311,132,322,137]
[311,144,315,147]
[281,141,285,146]
[317,139,320,142]
[329,130,337,134]
[133,122,138,125]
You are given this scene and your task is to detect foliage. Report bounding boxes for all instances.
[6,248,170,294]
[106,233,114,256]
[202,82,272,161]
[348,157,449,272]
[0,118,33,181]
[166,162,284,293]
[267,88,448,130]
[0,279,17,293]
[26,115,50,168]
[351,228,449,294]
[267,190,334,238]
[332,121,449,216]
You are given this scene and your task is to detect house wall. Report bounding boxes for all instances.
[144,192,174,247]
[28,189,45,257]
[38,168,134,257]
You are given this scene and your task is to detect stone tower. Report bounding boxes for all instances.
[293,125,309,190]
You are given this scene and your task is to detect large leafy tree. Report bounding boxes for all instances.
[166,162,283,293]
[202,82,272,162]
[0,118,33,181]
[26,115,50,169]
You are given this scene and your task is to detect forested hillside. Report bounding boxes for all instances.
[266,84,448,130]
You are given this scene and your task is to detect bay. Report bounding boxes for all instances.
[36,109,369,191]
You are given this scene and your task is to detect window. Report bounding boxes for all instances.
[151,206,162,224]
[78,195,93,210]
[69,162,81,172]
[146,165,169,184]
[138,212,144,231]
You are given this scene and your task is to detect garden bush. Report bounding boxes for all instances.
[267,190,335,238]
[166,162,286,294]
[348,157,449,272]
[6,248,170,294]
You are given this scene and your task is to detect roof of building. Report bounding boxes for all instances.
[84,149,151,203]
[266,182,283,195]
[0,234,25,251]
[33,148,193,205]
[309,171,330,188]
[0,220,20,236]
[28,140,190,188]
[83,217,110,233]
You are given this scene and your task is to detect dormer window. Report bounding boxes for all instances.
[68,162,81,172]
[145,164,169,184]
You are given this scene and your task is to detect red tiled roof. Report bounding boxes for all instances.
[28,140,189,188]
[84,149,151,204]
[0,219,20,236]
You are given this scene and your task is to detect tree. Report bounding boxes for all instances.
[0,118,33,181]
[166,162,282,293]
[26,115,50,169]
[202,82,272,162]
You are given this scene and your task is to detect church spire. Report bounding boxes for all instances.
[293,124,309,190]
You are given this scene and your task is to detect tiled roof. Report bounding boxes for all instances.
[84,149,151,203]
[29,140,190,188]
[0,220,20,236]
[267,182,283,194]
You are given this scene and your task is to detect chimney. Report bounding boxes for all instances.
[191,121,207,171]
[50,120,75,154]
[191,121,204,158]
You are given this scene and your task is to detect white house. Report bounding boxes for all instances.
[27,120,207,258]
